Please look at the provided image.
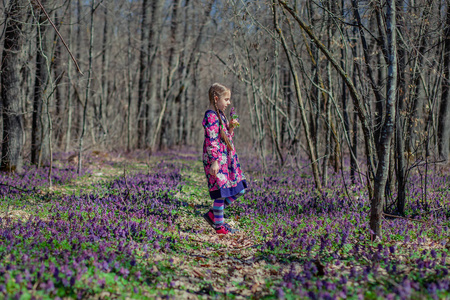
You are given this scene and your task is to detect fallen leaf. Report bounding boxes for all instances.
[270,269,279,275]
[192,269,204,278]
[251,282,260,293]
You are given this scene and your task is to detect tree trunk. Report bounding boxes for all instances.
[159,0,182,149]
[98,3,109,145]
[78,0,95,174]
[127,11,133,152]
[137,0,148,149]
[282,69,291,145]
[370,0,397,239]
[32,6,50,166]
[247,49,267,172]
[394,0,407,215]
[65,0,73,152]
[1,0,26,172]
[438,2,450,161]
[53,11,64,148]
[145,0,162,147]
[74,0,82,138]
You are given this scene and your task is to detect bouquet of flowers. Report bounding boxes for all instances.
[230,107,240,128]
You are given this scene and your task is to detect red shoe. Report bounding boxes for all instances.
[202,210,215,229]
[215,225,231,234]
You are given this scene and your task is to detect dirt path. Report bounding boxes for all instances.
[160,159,291,299]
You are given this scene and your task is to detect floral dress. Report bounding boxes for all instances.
[202,110,247,199]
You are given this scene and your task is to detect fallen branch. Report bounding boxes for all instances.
[0,183,33,193]
[383,213,425,223]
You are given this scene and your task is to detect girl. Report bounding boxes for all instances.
[202,83,247,234]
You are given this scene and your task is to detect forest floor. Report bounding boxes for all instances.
[0,150,449,299]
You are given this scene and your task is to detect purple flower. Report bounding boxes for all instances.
[389,246,395,254]
[62,278,69,287]
[46,280,55,292]
[229,107,240,128]
[15,274,22,284]
[119,267,129,277]
[134,271,141,280]
[98,278,105,289]
[276,288,285,299]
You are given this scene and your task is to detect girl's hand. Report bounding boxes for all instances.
[229,107,240,129]
[210,161,219,176]
[229,119,239,129]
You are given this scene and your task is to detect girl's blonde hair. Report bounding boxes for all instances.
[208,83,232,151]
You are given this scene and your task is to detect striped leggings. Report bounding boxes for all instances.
[213,189,245,227]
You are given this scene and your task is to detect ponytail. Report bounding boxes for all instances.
[213,101,233,151]
[209,83,233,151]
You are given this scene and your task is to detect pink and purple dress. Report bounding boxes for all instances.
[202,110,247,199]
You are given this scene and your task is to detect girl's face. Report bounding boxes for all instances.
[215,90,231,111]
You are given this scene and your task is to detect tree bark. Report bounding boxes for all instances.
[438,1,450,161]
[32,5,50,166]
[137,0,148,149]
[65,0,73,152]
[1,0,26,172]
[127,10,133,152]
[74,0,82,138]
[145,0,163,148]
[394,0,407,215]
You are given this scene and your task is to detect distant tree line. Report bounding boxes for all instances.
[0,0,220,171]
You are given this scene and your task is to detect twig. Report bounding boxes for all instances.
[32,0,83,75]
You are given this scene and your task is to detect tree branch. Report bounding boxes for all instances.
[33,0,83,75]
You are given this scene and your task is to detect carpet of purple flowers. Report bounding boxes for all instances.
[0,150,449,299]
[238,156,449,299]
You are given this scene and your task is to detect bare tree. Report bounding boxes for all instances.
[145,0,163,148]
[77,0,96,174]
[370,0,397,238]
[158,0,182,149]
